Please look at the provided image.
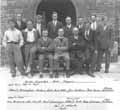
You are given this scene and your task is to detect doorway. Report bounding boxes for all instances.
[36,0,76,25]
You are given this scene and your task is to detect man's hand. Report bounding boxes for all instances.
[42,47,46,50]
[19,44,23,48]
[108,48,112,52]
[72,43,76,46]
[95,50,98,54]
[3,43,7,48]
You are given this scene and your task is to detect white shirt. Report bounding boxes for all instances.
[104,25,107,31]
[53,20,57,26]
[91,21,97,30]
[17,20,21,27]
[3,28,24,46]
[85,30,90,40]
[36,23,41,36]
[78,24,83,29]
[74,36,79,40]
[85,30,90,35]
[67,24,72,28]
[25,28,36,42]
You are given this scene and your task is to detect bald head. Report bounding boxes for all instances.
[73,27,79,35]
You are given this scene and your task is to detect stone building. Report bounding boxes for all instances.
[0,0,120,65]
[1,0,119,31]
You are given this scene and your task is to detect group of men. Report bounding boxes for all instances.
[2,11,113,78]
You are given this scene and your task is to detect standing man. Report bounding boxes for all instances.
[90,15,99,71]
[77,17,85,37]
[3,19,25,77]
[54,28,70,77]
[15,14,26,31]
[38,29,54,78]
[96,17,113,73]
[35,15,46,38]
[15,13,27,65]
[63,17,74,38]
[90,15,97,31]
[83,22,97,77]
[47,12,63,39]
[23,20,38,73]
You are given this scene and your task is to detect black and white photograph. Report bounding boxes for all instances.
[0,0,120,110]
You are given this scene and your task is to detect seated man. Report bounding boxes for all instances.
[54,28,70,77]
[69,27,85,75]
[38,29,54,78]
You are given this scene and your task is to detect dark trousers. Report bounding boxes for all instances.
[7,43,25,75]
[96,48,111,71]
[21,45,25,66]
[84,48,97,73]
[70,51,84,73]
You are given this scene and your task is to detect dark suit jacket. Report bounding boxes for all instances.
[97,26,113,49]
[34,23,46,38]
[47,21,63,39]
[69,35,85,58]
[15,21,26,31]
[77,25,85,39]
[63,25,74,38]
[83,29,97,51]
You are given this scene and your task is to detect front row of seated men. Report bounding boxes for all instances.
[3,19,95,78]
[26,27,70,78]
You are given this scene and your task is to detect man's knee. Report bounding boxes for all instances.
[48,54,53,60]
[39,55,44,60]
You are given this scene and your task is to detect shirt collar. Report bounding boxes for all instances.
[25,28,36,32]
[74,35,79,39]
[53,20,57,23]
[67,24,72,28]
[42,37,48,41]
[9,28,16,31]
[58,36,64,39]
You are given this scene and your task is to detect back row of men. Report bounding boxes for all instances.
[3,12,113,78]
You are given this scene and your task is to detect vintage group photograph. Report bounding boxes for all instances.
[0,0,120,79]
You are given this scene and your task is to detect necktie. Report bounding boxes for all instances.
[92,22,96,30]
[85,31,89,40]
[54,21,56,26]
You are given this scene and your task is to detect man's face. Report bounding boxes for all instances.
[78,18,83,24]
[58,29,64,37]
[37,16,42,23]
[42,30,48,37]
[73,28,79,35]
[27,21,33,30]
[66,18,71,25]
[9,21,15,29]
[16,14,22,21]
[91,16,96,22]
[52,14,58,21]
